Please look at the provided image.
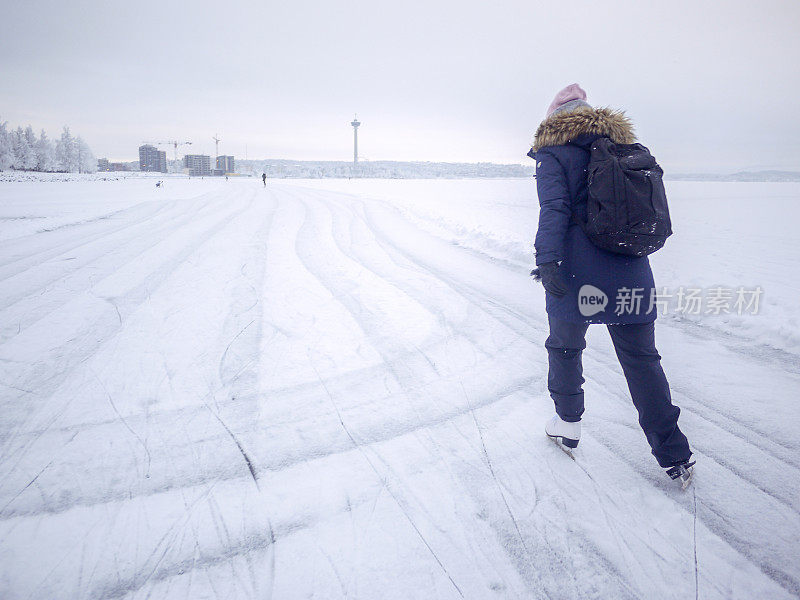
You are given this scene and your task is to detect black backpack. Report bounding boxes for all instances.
[576,137,672,257]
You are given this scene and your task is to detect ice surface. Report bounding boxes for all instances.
[0,176,798,599]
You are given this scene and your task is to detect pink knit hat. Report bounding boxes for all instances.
[546,83,588,118]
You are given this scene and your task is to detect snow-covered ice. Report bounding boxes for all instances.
[0,176,799,599]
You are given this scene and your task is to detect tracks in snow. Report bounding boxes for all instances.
[0,182,797,600]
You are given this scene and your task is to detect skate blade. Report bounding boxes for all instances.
[547,434,576,460]
[680,468,694,490]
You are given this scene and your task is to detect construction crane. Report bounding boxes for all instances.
[142,140,193,173]
[141,140,193,162]
[158,140,193,163]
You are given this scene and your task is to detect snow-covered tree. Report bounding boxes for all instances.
[19,126,38,170]
[35,129,56,172]
[0,120,13,170]
[0,122,95,173]
[75,136,96,173]
[11,127,28,170]
[55,126,78,172]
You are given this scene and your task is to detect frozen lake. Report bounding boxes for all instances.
[0,176,799,599]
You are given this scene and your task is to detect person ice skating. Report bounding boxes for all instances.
[262,172,267,187]
[530,84,694,485]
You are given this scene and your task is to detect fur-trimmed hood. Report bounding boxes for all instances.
[532,107,636,151]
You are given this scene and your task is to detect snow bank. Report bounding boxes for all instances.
[0,171,194,183]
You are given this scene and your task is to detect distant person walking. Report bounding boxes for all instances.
[262,172,267,187]
[529,84,694,486]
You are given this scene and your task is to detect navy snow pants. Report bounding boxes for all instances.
[545,315,691,467]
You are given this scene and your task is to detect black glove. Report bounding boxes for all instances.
[530,262,568,297]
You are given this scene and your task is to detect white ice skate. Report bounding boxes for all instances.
[545,415,581,459]
[666,460,696,490]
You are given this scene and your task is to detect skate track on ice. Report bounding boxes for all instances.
[1,179,799,599]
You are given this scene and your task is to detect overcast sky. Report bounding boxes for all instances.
[2,0,798,171]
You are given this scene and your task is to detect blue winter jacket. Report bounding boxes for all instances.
[532,107,657,324]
